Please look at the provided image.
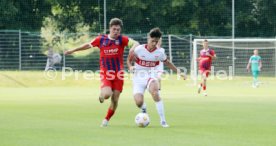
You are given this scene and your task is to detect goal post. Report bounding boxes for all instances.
[192,38,276,85]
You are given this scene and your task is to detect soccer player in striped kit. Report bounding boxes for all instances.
[197,40,216,96]
[65,18,139,127]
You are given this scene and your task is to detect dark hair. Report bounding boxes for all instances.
[109,18,123,27]
[148,27,162,38]
[204,39,208,42]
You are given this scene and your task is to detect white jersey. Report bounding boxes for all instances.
[134,45,167,71]
[155,48,165,72]
[132,45,167,95]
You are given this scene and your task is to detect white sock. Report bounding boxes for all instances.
[158,90,161,96]
[155,100,166,122]
[141,102,147,113]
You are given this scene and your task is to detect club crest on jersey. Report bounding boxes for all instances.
[102,42,108,46]
[115,40,120,45]
[155,55,159,60]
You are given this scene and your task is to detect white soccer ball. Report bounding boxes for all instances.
[135,113,150,127]
[52,53,62,64]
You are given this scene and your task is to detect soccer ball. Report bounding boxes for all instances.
[135,113,150,127]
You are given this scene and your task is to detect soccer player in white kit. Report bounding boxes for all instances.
[127,28,186,128]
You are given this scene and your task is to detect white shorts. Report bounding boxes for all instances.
[156,70,164,79]
[132,72,157,95]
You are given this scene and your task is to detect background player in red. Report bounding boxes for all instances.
[65,18,139,127]
[197,40,216,96]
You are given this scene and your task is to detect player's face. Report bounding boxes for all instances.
[147,37,160,50]
[109,25,121,39]
[254,50,258,55]
[203,41,208,49]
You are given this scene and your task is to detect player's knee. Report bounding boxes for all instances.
[151,90,158,97]
[103,92,113,99]
[136,101,143,108]
[134,94,143,108]
[150,87,159,96]
[135,98,143,108]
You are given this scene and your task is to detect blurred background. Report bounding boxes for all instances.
[0,0,275,76]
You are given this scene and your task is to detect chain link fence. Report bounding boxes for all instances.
[1,30,276,77]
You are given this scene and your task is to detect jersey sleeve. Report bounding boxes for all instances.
[90,36,102,48]
[133,45,140,56]
[160,49,167,62]
[127,38,137,48]
[121,36,129,47]
[210,49,215,56]
[248,56,253,63]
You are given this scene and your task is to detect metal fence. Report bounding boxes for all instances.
[0,30,193,72]
[1,30,276,77]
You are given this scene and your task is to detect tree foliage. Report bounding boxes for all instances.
[0,0,275,37]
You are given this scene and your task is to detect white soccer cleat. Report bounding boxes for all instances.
[203,92,207,96]
[160,121,169,128]
[252,84,257,88]
[100,119,108,127]
[198,85,201,94]
[255,82,259,88]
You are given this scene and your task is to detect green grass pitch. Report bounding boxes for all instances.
[0,71,276,146]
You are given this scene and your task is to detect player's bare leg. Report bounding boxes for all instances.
[198,71,208,96]
[101,90,120,127]
[110,90,120,111]
[99,86,113,103]
[198,73,203,94]
[202,73,208,96]
[148,79,169,128]
[134,93,146,113]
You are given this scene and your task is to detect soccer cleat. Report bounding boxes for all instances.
[100,119,108,127]
[203,92,207,96]
[160,121,169,128]
[141,108,147,113]
[198,85,201,94]
[255,82,259,88]
[99,96,104,103]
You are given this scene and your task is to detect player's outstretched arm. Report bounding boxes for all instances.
[64,43,91,55]
[127,38,139,50]
[164,60,187,80]
[259,60,262,71]
[206,52,216,59]
[212,54,217,59]
[127,39,139,72]
[246,58,251,72]
[127,47,136,72]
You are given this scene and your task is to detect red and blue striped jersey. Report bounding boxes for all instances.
[199,48,215,69]
[90,35,129,72]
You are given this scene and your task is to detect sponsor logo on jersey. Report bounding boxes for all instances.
[104,48,119,55]
[136,57,159,67]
